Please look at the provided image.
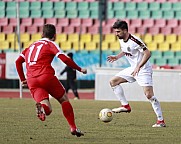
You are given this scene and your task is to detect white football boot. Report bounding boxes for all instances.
[152,120,166,127]
[112,104,131,113]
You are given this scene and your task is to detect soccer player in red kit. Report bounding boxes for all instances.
[15,24,87,137]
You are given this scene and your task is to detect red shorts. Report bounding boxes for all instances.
[27,74,65,103]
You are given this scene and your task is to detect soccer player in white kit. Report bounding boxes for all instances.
[107,20,166,127]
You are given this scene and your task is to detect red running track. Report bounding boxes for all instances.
[0,89,94,100]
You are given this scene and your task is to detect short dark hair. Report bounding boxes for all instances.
[112,20,128,31]
[43,24,56,39]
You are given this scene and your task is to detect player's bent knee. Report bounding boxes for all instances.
[110,76,124,87]
[57,93,69,104]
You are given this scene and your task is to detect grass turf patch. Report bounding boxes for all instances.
[0,98,181,144]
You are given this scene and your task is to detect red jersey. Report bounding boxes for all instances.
[16,38,81,81]
[20,38,62,78]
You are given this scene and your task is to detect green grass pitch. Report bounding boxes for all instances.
[0,98,181,144]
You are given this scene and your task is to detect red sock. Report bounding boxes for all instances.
[41,104,51,115]
[61,101,76,130]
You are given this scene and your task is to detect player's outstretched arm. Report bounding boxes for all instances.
[58,54,87,74]
[107,55,118,63]
[15,56,26,82]
[80,68,87,74]
[107,52,125,63]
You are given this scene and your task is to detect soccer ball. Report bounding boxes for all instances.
[99,108,113,123]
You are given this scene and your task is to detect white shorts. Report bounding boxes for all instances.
[115,67,153,86]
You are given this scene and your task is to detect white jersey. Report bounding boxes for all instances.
[116,34,153,86]
[119,34,151,70]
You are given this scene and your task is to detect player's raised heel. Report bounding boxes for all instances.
[36,103,46,121]
[152,120,166,128]
[112,104,131,113]
[71,128,84,137]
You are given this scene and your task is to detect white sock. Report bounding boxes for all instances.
[149,96,164,121]
[112,85,128,105]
